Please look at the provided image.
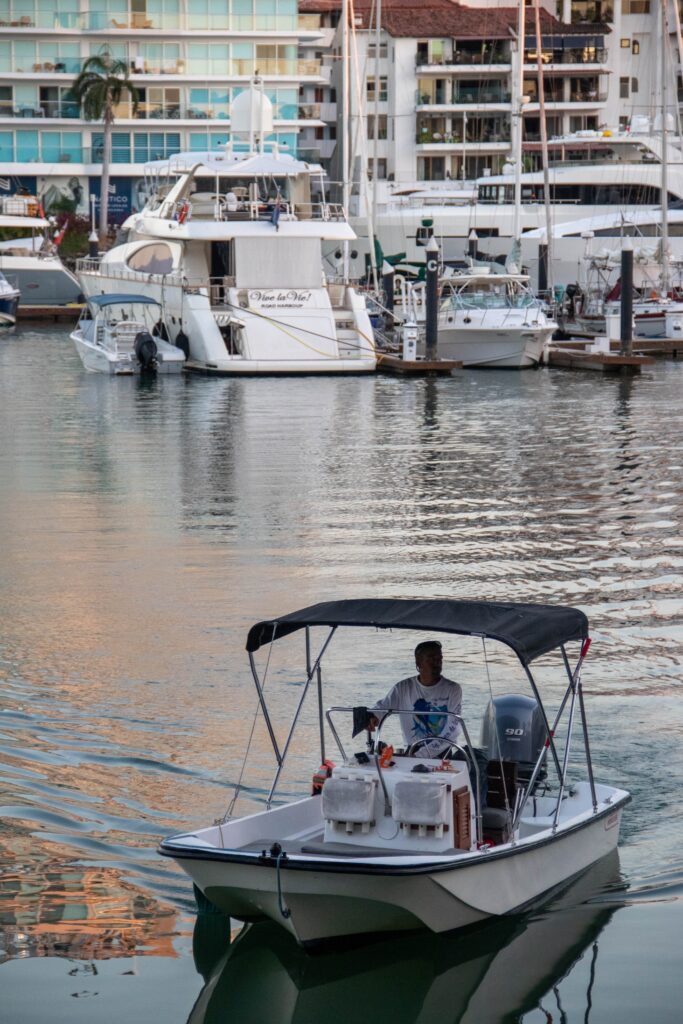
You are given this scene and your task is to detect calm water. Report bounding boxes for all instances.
[1,326,682,1022]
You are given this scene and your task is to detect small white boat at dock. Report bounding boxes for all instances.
[160,598,629,946]
[433,270,556,368]
[70,294,186,375]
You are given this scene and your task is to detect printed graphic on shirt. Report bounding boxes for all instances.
[413,697,448,737]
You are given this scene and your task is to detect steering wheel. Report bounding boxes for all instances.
[406,737,453,758]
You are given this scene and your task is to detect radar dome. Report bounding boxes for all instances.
[231,85,274,136]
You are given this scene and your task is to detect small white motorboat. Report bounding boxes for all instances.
[160,599,630,946]
[0,271,20,327]
[70,294,186,375]
[432,271,556,368]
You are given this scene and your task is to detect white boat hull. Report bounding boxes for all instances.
[71,329,185,375]
[428,324,553,368]
[161,783,628,946]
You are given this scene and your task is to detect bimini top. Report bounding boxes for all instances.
[88,294,161,308]
[246,598,588,666]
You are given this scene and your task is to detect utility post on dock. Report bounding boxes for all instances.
[425,236,440,362]
[620,239,633,357]
[382,260,395,333]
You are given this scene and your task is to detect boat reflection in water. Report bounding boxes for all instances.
[188,851,623,1024]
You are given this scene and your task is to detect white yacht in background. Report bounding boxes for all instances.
[342,122,683,290]
[70,294,186,375]
[0,199,82,307]
[77,83,376,376]
[433,268,556,368]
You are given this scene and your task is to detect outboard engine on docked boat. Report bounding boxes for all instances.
[134,331,158,371]
[480,694,547,789]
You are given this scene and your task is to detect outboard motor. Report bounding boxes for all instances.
[134,331,158,371]
[480,694,547,788]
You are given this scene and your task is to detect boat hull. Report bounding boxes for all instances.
[161,792,628,946]
[425,325,552,368]
[0,291,19,326]
[71,330,185,374]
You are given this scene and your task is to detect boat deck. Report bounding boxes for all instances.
[236,836,464,858]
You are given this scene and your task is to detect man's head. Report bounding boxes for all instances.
[414,640,443,685]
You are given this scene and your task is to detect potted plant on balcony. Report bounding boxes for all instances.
[71,50,138,246]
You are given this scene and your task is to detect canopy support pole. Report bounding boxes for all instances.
[307,626,326,763]
[561,641,597,813]
[266,627,337,808]
[249,649,282,766]
[522,664,562,779]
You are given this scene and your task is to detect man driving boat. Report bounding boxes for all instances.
[368,640,463,758]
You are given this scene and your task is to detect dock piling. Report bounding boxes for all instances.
[425,236,439,362]
[620,241,633,357]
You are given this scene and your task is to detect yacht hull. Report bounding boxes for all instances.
[161,788,628,946]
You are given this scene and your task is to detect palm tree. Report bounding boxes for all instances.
[72,52,139,246]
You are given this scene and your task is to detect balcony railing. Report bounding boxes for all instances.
[0,9,323,31]
[416,48,510,67]
[298,103,321,120]
[417,131,509,145]
[0,100,303,121]
[524,47,608,65]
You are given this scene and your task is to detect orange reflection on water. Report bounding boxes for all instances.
[0,854,181,963]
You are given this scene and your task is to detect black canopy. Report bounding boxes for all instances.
[246,599,588,666]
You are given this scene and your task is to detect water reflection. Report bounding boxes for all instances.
[187,854,623,1024]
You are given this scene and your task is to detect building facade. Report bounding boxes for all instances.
[299,0,679,197]
[0,0,329,219]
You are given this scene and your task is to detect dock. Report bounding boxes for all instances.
[376,352,462,376]
[18,305,82,322]
[547,344,655,373]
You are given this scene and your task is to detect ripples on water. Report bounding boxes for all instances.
[1,327,682,1020]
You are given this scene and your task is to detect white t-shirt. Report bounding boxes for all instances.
[373,675,463,758]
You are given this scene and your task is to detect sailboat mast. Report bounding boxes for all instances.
[341,0,350,281]
[534,0,553,295]
[372,0,381,237]
[512,0,526,244]
[661,0,670,297]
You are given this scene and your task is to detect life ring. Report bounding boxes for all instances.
[178,201,190,224]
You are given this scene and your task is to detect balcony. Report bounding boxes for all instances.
[0,8,324,32]
[298,103,321,120]
[85,10,310,32]
[524,47,608,66]
[416,47,510,69]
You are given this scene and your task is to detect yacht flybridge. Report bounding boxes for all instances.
[77,84,375,375]
[159,598,630,946]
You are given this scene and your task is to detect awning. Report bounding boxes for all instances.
[246,598,588,665]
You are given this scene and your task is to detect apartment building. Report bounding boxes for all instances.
[299,0,676,195]
[0,0,329,219]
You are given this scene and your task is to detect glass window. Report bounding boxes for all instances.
[16,130,39,161]
[14,41,36,73]
[0,131,13,161]
[127,243,174,274]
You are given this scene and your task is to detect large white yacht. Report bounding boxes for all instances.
[77,85,376,376]
[342,122,683,290]
[0,198,82,307]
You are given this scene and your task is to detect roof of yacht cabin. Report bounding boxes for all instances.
[298,0,610,38]
[145,151,325,177]
[246,598,589,664]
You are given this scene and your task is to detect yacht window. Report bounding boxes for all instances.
[127,243,174,274]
